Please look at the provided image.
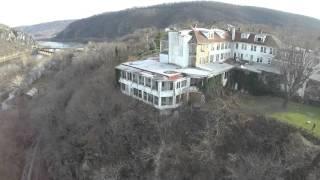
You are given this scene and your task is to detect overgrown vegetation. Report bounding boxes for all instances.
[0,41,319,180]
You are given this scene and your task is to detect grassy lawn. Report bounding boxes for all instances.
[239,95,320,137]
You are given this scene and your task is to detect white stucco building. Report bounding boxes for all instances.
[116,25,279,110]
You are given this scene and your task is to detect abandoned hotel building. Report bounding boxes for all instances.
[116,25,280,109]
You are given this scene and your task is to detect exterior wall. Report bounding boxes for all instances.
[160,53,169,63]
[195,42,233,66]
[118,69,191,110]
[208,42,232,63]
[195,44,210,66]
[232,42,275,64]
[168,32,192,68]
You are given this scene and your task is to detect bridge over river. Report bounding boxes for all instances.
[36,41,84,56]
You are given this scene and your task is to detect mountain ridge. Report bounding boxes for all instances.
[16,20,75,40]
[54,1,320,42]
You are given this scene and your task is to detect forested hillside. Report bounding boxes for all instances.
[55,1,320,43]
[16,20,75,40]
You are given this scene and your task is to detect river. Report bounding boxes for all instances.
[37,41,85,49]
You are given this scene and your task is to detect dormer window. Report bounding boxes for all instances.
[209,32,214,39]
[241,33,250,39]
[255,34,267,43]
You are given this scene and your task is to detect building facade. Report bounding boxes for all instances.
[116,25,279,110]
[160,26,278,67]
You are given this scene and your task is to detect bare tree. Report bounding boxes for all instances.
[277,47,318,108]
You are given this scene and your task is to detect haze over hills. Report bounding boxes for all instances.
[54,1,320,42]
[0,24,35,56]
[16,20,75,40]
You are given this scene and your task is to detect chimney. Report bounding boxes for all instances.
[232,27,236,41]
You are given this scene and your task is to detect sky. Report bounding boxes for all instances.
[1,0,319,27]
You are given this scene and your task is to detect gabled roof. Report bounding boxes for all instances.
[234,31,279,48]
[190,29,231,44]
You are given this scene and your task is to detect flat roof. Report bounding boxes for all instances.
[122,60,182,76]
[197,63,235,77]
[118,60,235,80]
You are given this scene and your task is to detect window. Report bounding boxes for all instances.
[132,74,138,83]
[139,76,144,85]
[176,95,181,104]
[200,57,206,64]
[216,54,219,61]
[210,55,214,62]
[181,80,187,87]
[161,97,166,106]
[221,43,224,50]
[168,97,173,105]
[251,45,253,51]
[145,78,151,88]
[143,92,147,101]
[152,80,158,90]
[209,32,214,39]
[162,81,173,91]
[228,43,231,48]
[268,59,271,64]
[211,44,215,51]
[224,72,228,79]
[201,45,205,52]
[138,90,142,98]
[260,46,263,52]
[236,43,238,49]
[176,82,181,89]
[133,88,138,96]
[264,47,266,53]
[225,43,228,49]
[217,44,220,50]
[269,48,273,54]
[127,72,132,81]
[148,94,153,103]
[161,97,173,106]
[121,83,126,91]
[254,46,257,51]
[154,96,158,105]
[121,71,127,79]
[221,53,224,60]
